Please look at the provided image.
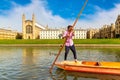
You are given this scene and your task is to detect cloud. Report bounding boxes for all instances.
[0,0,120,32]
[0,0,68,32]
[76,3,120,29]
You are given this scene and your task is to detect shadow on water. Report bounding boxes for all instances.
[50,68,120,80]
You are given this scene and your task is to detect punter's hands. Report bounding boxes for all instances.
[66,33,70,38]
[71,29,75,35]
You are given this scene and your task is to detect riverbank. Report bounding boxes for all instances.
[0,44,120,47]
[0,39,120,47]
[0,39,120,44]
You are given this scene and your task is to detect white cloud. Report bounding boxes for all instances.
[76,3,120,29]
[0,0,68,32]
[0,0,120,32]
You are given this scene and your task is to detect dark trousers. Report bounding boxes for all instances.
[64,45,77,60]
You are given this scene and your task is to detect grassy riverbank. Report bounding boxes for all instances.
[0,39,120,44]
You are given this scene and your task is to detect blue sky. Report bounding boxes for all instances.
[46,0,120,18]
[0,0,31,8]
[1,0,120,18]
[0,0,120,31]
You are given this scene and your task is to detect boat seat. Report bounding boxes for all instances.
[95,62,100,66]
[82,61,100,66]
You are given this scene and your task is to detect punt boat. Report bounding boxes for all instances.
[55,61,120,75]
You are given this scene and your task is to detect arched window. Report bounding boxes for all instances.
[26,25,33,33]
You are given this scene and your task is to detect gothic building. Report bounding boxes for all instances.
[115,15,120,38]
[22,14,45,39]
[100,24,115,38]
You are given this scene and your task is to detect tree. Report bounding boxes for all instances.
[16,33,22,39]
[58,34,63,39]
[116,34,120,38]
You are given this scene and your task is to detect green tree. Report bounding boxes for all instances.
[16,33,22,39]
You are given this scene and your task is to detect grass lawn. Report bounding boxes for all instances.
[74,39,120,44]
[0,39,119,44]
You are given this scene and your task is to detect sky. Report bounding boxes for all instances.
[0,0,120,32]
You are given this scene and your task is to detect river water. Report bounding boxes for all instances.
[0,46,120,80]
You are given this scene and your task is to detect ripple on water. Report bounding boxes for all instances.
[0,47,120,80]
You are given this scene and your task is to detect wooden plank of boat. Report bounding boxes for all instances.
[55,61,120,75]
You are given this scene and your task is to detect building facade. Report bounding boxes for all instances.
[115,15,120,38]
[100,24,115,38]
[39,29,63,39]
[22,14,45,39]
[0,28,17,39]
[87,29,99,39]
[74,29,87,39]
[87,23,115,39]
[40,29,87,39]
[22,14,120,39]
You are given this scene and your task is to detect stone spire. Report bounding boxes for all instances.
[32,13,36,39]
[32,13,35,22]
[22,14,26,39]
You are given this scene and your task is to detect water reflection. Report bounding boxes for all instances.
[75,47,120,62]
[0,47,119,80]
[23,48,34,64]
[21,48,39,79]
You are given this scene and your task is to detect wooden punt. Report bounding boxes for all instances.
[55,61,120,75]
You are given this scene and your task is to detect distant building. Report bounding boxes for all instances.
[87,29,99,39]
[74,29,87,39]
[115,15,120,38]
[22,14,120,39]
[40,28,87,39]
[100,24,115,38]
[39,28,64,39]
[87,23,115,39]
[22,14,87,39]
[22,14,45,39]
[0,28,17,39]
